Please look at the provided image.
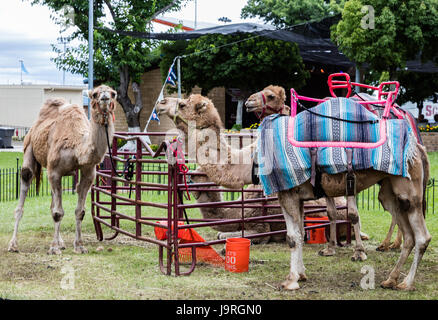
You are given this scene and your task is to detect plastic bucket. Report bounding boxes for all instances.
[225,238,251,273]
[305,217,329,244]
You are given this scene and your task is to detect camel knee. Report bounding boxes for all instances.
[417,235,431,254]
[21,167,33,184]
[75,209,86,221]
[52,210,64,222]
[286,235,296,248]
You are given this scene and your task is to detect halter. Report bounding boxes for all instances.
[256,91,285,119]
[171,99,212,130]
[94,100,115,126]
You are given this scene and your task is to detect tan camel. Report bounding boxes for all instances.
[246,85,369,259]
[158,94,431,291]
[8,85,117,255]
[246,85,405,252]
[157,96,367,244]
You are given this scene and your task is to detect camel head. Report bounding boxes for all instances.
[88,85,117,125]
[155,97,188,132]
[157,94,224,134]
[245,85,290,119]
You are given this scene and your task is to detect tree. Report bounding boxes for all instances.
[159,34,309,126]
[332,0,438,78]
[29,0,186,133]
[241,0,345,27]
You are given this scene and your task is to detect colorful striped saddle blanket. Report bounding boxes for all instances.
[257,98,417,196]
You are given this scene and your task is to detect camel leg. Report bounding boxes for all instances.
[379,179,415,289]
[318,196,337,256]
[73,166,95,254]
[278,190,305,290]
[47,171,64,255]
[376,215,397,252]
[381,211,415,289]
[8,146,37,252]
[395,209,431,291]
[389,227,403,250]
[347,196,367,261]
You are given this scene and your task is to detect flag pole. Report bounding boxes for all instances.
[177,57,181,99]
[19,60,23,85]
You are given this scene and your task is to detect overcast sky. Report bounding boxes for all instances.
[0,0,262,86]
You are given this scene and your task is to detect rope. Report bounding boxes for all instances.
[295,99,379,124]
[104,123,135,198]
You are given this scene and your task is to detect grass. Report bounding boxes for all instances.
[0,191,437,300]
[0,152,437,300]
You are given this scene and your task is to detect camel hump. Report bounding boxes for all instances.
[44,98,67,108]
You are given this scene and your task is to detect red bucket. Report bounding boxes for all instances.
[305,217,328,244]
[225,238,251,273]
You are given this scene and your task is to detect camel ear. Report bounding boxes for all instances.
[280,87,286,102]
[196,101,208,113]
[88,89,94,99]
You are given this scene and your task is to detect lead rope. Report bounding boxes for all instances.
[104,122,135,198]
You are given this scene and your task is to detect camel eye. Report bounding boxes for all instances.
[179,102,186,108]
[110,91,116,99]
[93,92,98,99]
[268,94,275,100]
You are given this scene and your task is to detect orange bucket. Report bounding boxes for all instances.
[225,238,251,273]
[305,216,328,244]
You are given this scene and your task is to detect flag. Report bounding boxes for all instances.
[20,60,29,74]
[149,107,160,124]
[166,63,177,86]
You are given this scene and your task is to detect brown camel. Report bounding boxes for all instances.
[158,94,431,291]
[246,85,410,252]
[157,96,367,244]
[8,85,117,255]
[246,85,370,258]
[190,169,357,244]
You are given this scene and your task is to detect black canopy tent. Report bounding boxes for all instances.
[100,21,354,68]
[100,18,438,73]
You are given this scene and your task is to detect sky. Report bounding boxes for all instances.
[0,0,262,86]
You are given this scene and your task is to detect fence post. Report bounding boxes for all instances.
[16,157,19,200]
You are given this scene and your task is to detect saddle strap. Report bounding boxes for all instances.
[346,149,356,197]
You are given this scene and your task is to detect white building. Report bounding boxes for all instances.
[0,84,86,128]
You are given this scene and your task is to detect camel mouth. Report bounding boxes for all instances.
[246,105,259,113]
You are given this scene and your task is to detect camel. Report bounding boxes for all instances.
[158,94,431,291]
[157,96,366,244]
[8,85,117,255]
[246,85,412,252]
[245,85,369,258]
[190,169,356,244]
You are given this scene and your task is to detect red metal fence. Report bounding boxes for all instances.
[91,132,350,276]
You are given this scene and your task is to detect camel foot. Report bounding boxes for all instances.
[74,246,88,254]
[360,232,370,241]
[47,247,62,255]
[59,240,66,250]
[299,273,307,282]
[8,240,19,253]
[376,243,390,252]
[395,281,415,291]
[318,247,336,256]
[380,278,397,289]
[281,279,300,290]
[351,250,367,262]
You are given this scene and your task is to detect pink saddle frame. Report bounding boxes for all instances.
[288,73,403,149]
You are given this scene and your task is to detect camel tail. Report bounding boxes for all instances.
[418,144,430,218]
[23,131,43,196]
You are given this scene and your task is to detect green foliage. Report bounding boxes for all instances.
[28,0,185,87]
[332,0,438,75]
[241,0,345,27]
[160,34,309,96]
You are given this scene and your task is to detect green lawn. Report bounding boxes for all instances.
[0,152,437,300]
